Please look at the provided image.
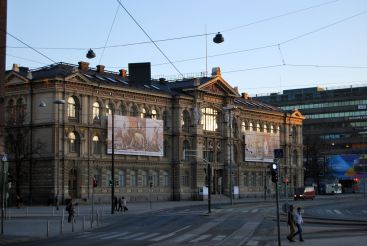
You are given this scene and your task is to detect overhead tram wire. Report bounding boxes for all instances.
[6,0,342,51]
[98,3,120,64]
[115,0,183,77]
[6,31,56,63]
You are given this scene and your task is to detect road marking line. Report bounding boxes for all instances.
[118,232,144,240]
[226,208,234,212]
[101,232,129,239]
[150,225,191,242]
[241,210,249,213]
[326,209,332,214]
[334,209,342,215]
[212,235,226,241]
[189,234,211,242]
[173,233,195,242]
[83,232,118,239]
[133,232,159,240]
[251,209,258,213]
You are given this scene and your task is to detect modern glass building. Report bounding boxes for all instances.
[256,85,367,193]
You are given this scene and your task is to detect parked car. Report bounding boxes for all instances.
[294,186,316,200]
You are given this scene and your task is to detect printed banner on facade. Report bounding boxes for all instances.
[244,131,280,162]
[107,115,163,156]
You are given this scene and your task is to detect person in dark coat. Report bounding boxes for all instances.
[114,196,118,211]
[118,197,123,212]
[66,200,75,223]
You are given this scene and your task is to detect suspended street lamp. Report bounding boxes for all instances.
[86,48,96,59]
[213,32,224,44]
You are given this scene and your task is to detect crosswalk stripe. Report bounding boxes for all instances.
[226,208,234,212]
[333,209,342,215]
[150,232,175,242]
[189,234,211,243]
[133,232,160,240]
[241,210,249,213]
[251,209,258,213]
[326,209,332,214]
[118,232,144,240]
[86,232,118,239]
[76,232,93,238]
[101,232,130,240]
[362,210,367,214]
[173,233,195,242]
[212,235,226,241]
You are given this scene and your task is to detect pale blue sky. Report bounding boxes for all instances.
[6,0,367,95]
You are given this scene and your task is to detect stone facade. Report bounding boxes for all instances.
[4,62,304,205]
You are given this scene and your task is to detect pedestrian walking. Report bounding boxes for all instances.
[66,199,75,223]
[122,196,128,212]
[118,197,123,212]
[114,196,118,211]
[292,207,304,242]
[286,205,296,242]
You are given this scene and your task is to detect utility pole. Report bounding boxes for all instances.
[0,0,7,156]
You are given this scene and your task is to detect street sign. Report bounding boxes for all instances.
[274,149,283,158]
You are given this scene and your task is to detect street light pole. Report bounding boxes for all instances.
[54,99,65,210]
[111,109,115,214]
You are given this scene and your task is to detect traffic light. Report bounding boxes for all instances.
[271,163,278,183]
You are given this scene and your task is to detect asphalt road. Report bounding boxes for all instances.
[9,195,367,246]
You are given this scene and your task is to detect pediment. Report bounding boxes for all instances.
[199,77,240,97]
[65,73,92,84]
[291,109,305,119]
[5,73,28,85]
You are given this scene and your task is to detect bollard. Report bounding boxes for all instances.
[90,214,93,228]
[47,220,50,238]
[82,216,85,232]
[96,211,99,226]
[62,210,65,221]
[26,207,29,217]
[52,207,55,216]
[60,219,64,235]
[100,210,103,225]
[77,206,80,216]
[72,217,75,232]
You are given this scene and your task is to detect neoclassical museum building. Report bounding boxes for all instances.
[4,61,304,204]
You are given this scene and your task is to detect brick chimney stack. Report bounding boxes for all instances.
[78,61,89,71]
[96,65,105,73]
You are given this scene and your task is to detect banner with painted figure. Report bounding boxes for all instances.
[244,131,280,162]
[107,115,163,156]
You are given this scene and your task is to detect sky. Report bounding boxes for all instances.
[6,0,367,96]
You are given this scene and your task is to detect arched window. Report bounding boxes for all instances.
[270,125,274,133]
[7,99,15,123]
[163,110,168,128]
[67,97,76,118]
[131,105,139,117]
[141,170,148,187]
[106,103,113,116]
[94,169,101,187]
[15,98,26,123]
[120,104,127,115]
[151,171,159,187]
[182,110,191,131]
[93,102,100,120]
[163,171,169,187]
[249,122,253,131]
[106,170,112,187]
[140,108,146,118]
[92,135,101,154]
[264,124,268,133]
[118,170,125,187]
[256,123,261,132]
[183,140,191,161]
[68,132,80,154]
[151,109,157,120]
[130,171,137,187]
[241,122,246,134]
[201,107,218,131]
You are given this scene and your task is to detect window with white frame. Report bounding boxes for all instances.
[118,170,125,187]
[130,171,137,187]
[93,102,100,120]
[163,171,169,187]
[141,171,148,187]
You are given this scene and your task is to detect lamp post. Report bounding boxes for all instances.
[54,99,65,210]
[1,154,8,235]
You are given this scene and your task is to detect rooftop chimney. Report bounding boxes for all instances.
[78,61,89,71]
[211,67,221,76]
[119,69,127,78]
[96,65,105,73]
[242,92,250,99]
[12,64,19,72]
[159,78,166,84]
